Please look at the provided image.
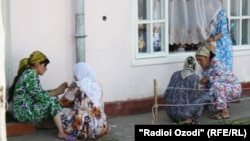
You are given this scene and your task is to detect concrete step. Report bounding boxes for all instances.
[7,122,36,137]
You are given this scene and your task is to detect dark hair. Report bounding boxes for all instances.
[8,75,20,103]
[29,58,50,67]
[209,51,216,60]
[40,59,50,67]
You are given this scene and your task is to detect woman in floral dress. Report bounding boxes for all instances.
[206,1,233,71]
[195,43,242,120]
[11,51,72,140]
[164,56,212,124]
[60,62,109,140]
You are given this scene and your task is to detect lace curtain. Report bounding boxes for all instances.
[169,0,222,45]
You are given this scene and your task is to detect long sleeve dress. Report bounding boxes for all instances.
[211,9,233,71]
[200,57,242,110]
[12,69,62,124]
[60,82,109,140]
[164,70,212,122]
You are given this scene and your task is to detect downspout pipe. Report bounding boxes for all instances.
[75,0,86,62]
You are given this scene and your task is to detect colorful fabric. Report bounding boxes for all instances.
[61,62,109,139]
[211,9,233,71]
[73,62,102,107]
[164,56,212,122]
[12,69,62,124]
[164,71,212,122]
[61,82,109,140]
[200,57,242,110]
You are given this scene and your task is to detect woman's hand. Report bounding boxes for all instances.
[50,82,68,96]
[199,77,209,85]
[207,37,215,42]
[207,33,222,42]
[57,82,68,94]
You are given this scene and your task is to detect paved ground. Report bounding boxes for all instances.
[7,95,250,141]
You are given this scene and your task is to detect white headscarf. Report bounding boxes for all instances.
[73,62,102,107]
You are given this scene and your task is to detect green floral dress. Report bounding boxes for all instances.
[12,69,62,124]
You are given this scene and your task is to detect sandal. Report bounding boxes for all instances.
[57,134,77,141]
[210,113,230,120]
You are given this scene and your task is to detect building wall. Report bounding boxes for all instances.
[7,0,250,110]
[8,0,75,90]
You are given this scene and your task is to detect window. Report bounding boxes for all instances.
[133,0,250,66]
[137,0,166,54]
[229,0,250,46]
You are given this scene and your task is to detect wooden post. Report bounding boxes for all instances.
[154,79,158,124]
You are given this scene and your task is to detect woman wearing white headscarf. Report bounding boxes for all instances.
[164,56,212,125]
[73,62,102,107]
[60,62,109,140]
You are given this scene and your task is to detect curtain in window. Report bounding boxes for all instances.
[169,0,222,45]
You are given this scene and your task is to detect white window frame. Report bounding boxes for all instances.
[132,0,250,67]
[224,0,250,56]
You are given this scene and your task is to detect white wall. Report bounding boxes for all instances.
[233,55,250,82]
[7,0,250,104]
[8,0,75,90]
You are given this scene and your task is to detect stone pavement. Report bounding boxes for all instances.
[7,95,250,141]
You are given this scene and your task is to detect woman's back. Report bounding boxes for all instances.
[60,62,109,140]
[61,81,109,139]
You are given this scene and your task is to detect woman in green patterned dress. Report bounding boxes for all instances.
[10,51,75,140]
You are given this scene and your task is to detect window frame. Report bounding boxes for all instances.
[225,0,250,56]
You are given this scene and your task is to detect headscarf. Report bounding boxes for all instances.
[73,62,102,107]
[204,0,222,24]
[17,58,29,75]
[183,56,196,72]
[28,51,48,65]
[195,43,216,57]
[203,0,223,38]
[181,56,196,79]
[17,51,49,75]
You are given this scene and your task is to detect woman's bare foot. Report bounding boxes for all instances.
[57,131,69,138]
[184,118,193,124]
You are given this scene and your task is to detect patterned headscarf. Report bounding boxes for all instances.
[183,56,196,72]
[195,43,216,57]
[73,62,102,107]
[181,56,196,79]
[17,51,49,75]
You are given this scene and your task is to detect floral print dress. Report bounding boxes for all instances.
[211,9,233,71]
[200,57,242,110]
[12,69,62,124]
[60,82,109,140]
[164,71,212,122]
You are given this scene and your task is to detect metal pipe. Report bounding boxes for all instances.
[75,0,86,62]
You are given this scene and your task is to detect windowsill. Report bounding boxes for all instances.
[132,48,250,67]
